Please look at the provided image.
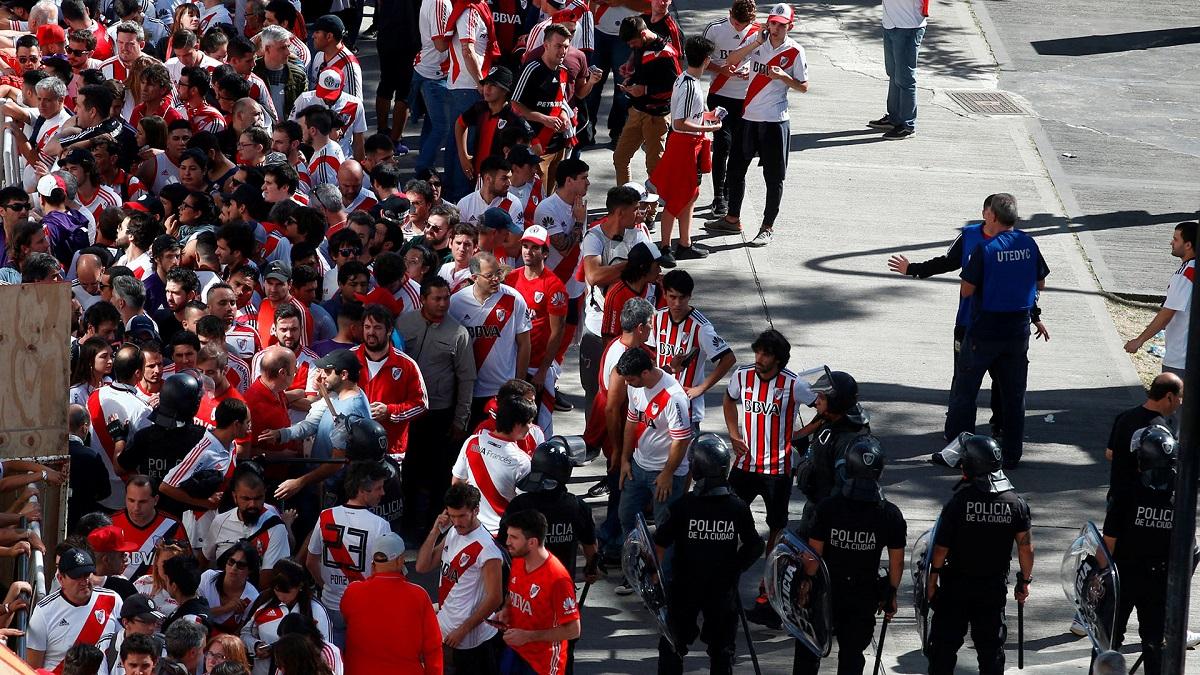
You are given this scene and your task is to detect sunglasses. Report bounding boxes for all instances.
[16,56,38,63]
[66,48,91,56]
[226,558,249,569]
[5,202,30,211]
[337,247,361,257]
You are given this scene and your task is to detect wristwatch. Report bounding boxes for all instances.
[40,470,47,482]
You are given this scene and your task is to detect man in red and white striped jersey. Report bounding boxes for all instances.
[178,66,227,135]
[308,14,364,98]
[111,475,185,581]
[450,396,535,534]
[87,345,153,510]
[299,106,345,188]
[100,21,149,83]
[647,269,736,427]
[256,261,315,348]
[722,328,816,621]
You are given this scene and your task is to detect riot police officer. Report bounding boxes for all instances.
[1102,423,1176,674]
[795,370,870,535]
[944,193,1050,468]
[794,436,906,675]
[653,434,764,675]
[118,373,206,485]
[926,434,1033,675]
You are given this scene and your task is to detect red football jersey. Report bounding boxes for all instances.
[505,267,568,368]
[506,553,579,674]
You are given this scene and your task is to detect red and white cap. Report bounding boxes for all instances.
[767,2,794,24]
[521,224,550,247]
[36,173,67,198]
[315,68,344,102]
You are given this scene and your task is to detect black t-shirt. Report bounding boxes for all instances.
[68,439,112,530]
[59,117,140,171]
[457,102,532,171]
[934,483,1031,579]
[154,308,185,345]
[653,491,763,591]
[1103,485,1173,563]
[1106,405,1164,502]
[513,60,571,152]
[505,489,595,578]
[103,575,138,599]
[810,495,906,579]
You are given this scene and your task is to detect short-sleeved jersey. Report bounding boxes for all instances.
[203,505,290,570]
[505,266,569,368]
[591,2,637,36]
[448,285,532,397]
[701,18,758,99]
[647,308,732,422]
[726,365,814,475]
[451,429,532,533]
[601,282,658,339]
[811,494,907,578]
[186,102,227,135]
[308,47,364,98]
[580,224,657,335]
[307,504,392,612]
[439,262,474,293]
[456,190,526,230]
[1163,259,1194,369]
[934,484,1031,579]
[669,72,706,134]
[111,509,184,580]
[288,90,367,157]
[308,138,345,188]
[415,0,452,79]
[506,554,578,674]
[226,322,263,359]
[27,587,122,670]
[161,430,235,497]
[87,382,152,507]
[78,185,121,226]
[627,371,692,475]
[448,6,489,89]
[513,60,573,152]
[437,523,504,648]
[533,194,585,297]
[198,568,258,632]
[741,37,808,123]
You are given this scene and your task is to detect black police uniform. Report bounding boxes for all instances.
[794,493,906,675]
[653,491,763,675]
[927,482,1031,675]
[1106,407,1167,503]
[795,404,870,534]
[119,422,206,514]
[1103,484,1173,673]
[504,489,596,580]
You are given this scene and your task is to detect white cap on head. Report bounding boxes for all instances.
[622,181,659,204]
[371,532,406,563]
[768,2,794,24]
[521,224,550,246]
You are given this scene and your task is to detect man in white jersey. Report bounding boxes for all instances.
[415,483,506,672]
[707,2,807,248]
[307,461,392,648]
[308,15,364,98]
[412,0,452,174]
[532,158,589,355]
[868,0,927,139]
[647,269,735,428]
[87,345,153,510]
[614,347,691,594]
[156,398,244,539]
[289,69,368,160]
[27,547,123,671]
[456,155,526,229]
[450,396,536,534]
[111,476,186,581]
[448,251,532,425]
[203,470,290,588]
[700,0,757,217]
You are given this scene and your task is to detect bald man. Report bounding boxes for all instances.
[232,98,267,137]
[1106,371,1184,497]
[244,345,301,462]
[337,160,379,213]
[73,252,104,311]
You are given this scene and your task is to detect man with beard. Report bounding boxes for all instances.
[351,304,429,457]
[137,340,165,399]
[154,267,201,344]
[256,261,315,348]
[207,282,262,359]
[203,469,290,589]
[250,304,321,424]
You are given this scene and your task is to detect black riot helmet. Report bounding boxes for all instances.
[841,435,885,501]
[1134,424,1177,491]
[344,416,389,461]
[690,433,732,496]
[811,369,858,416]
[517,437,573,493]
[959,434,1013,493]
[151,373,203,428]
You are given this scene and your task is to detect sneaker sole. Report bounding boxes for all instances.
[867,122,893,129]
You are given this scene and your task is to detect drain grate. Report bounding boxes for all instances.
[946,90,1027,115]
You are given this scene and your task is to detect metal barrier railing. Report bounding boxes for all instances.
[0,106,18,188]
[10,494,47,659]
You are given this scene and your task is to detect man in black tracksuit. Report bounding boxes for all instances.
[925,434,1034,675]
[795,436,906,675]
[654,434,763,675]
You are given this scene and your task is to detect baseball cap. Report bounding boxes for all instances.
[480,66,514,92]
[316,349,361,378]
[481,207,522,235]
[768,2,794,24]
[36,172,70,199]
[315,68,343,102]
[58,547,96,579]
[508,145,541,167]
[120,594,166,622]
[313,14,346,38]
[521,224,549,247]
[621,181,660,204]
[551,4,586,23]
[60,147,94,166]
[127,315,160,344]
[87,525,139,554]
[36,23,64,46]
[123,194,165,220]
[371,532,406,563]
[263,260,291,283]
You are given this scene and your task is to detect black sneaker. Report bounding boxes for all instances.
[867,115,894,129]
[883,126,915,140]
[586,479,610,498]
[746,595,782,630]
[658,248,677,268]
[674,244,709,260]
[710,198,728,218]
[554,391,574,412]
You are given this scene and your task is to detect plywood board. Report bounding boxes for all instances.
[0,283,70,460]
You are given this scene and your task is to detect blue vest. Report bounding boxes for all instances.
[955,223,987,328]
[980,229,1038,313]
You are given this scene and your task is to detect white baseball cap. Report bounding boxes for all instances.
[315,68,344,102]
[521,224,550,247]
[371,532,406,563]
[768,3,794,24]
[622,181,660,204]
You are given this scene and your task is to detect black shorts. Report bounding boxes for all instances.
[729,468,792,531]
[377,45,418,102]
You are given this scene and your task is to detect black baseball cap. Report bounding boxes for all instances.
[316,349,360,378]
[507,144,541,167]
[480,66,514,92]
[313,14,345,38]
[482,207,522,235]
[221,183,264,209]
[58,547,96,579]
[120,594,165,622]
[262,260,291,283]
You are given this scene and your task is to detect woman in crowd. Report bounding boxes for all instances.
[199,542,261,634]
[133,538,192,615]
[239,559,329,675]
[204,634,252,675]
[69,336,112,406]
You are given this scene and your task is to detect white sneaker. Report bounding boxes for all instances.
[1069,618,1087,636]
[615,583,634,596]
[1187,630,1200,648]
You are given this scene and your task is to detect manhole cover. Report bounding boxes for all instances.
[946,90,1027,115]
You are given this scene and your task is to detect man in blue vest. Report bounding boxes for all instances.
[944,193,1049,468]
[888,194,1049,443]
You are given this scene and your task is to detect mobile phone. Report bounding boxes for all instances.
[714,106,728,120]
[485,618,509,630]
[589,65,602,76]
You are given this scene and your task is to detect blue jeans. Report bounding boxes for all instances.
[409,72,449,174]
[618,460,686,541]
[945,334,1029,464]
[585,30,632,139]
[443,87,482,202]
[882,26,925,130]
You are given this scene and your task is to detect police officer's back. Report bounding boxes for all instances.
[796,436,906,675]
[1102,423,1176,674]
[654,434,764,675]
[119,373,206,486]
[927,435,1033,675]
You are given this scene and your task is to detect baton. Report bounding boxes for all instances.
[734,589,762,675]
[1017,602,1024,669]
[1129,653,1144,674]
[873,617,890,675]
[577,581,593,608]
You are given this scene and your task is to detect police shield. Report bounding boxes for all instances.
[910,520,939,654]
[1060,521,1120,651]
[765,531,833,657]
[621,513,673,647]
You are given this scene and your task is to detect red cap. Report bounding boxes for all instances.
[315,68,344,102]
[36,24,65,46]
[88,525,139,553]
[551,4,587,23]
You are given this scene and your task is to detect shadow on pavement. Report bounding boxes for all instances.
[1031,26,1200,57]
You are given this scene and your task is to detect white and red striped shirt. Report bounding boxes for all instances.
[700,18,758,99]
[111,510,184,579]
[741,36,808,123]
[162,429,235,491]
[246,71,279,120]
[78,185,121,225]
[98,56,136,82]
[626,370,692,476]
[308,138,345,188]
[186,101,227,134]
[647,308,732,422]
[344,187,378,213]
[451,429,531,534]
[448,284,532,397]
[446,5,489,90]
[436,523,503,648]
[226,322,263,359]
[726,365,815,475]
[309,46,363,98]
[86,382,151,509]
